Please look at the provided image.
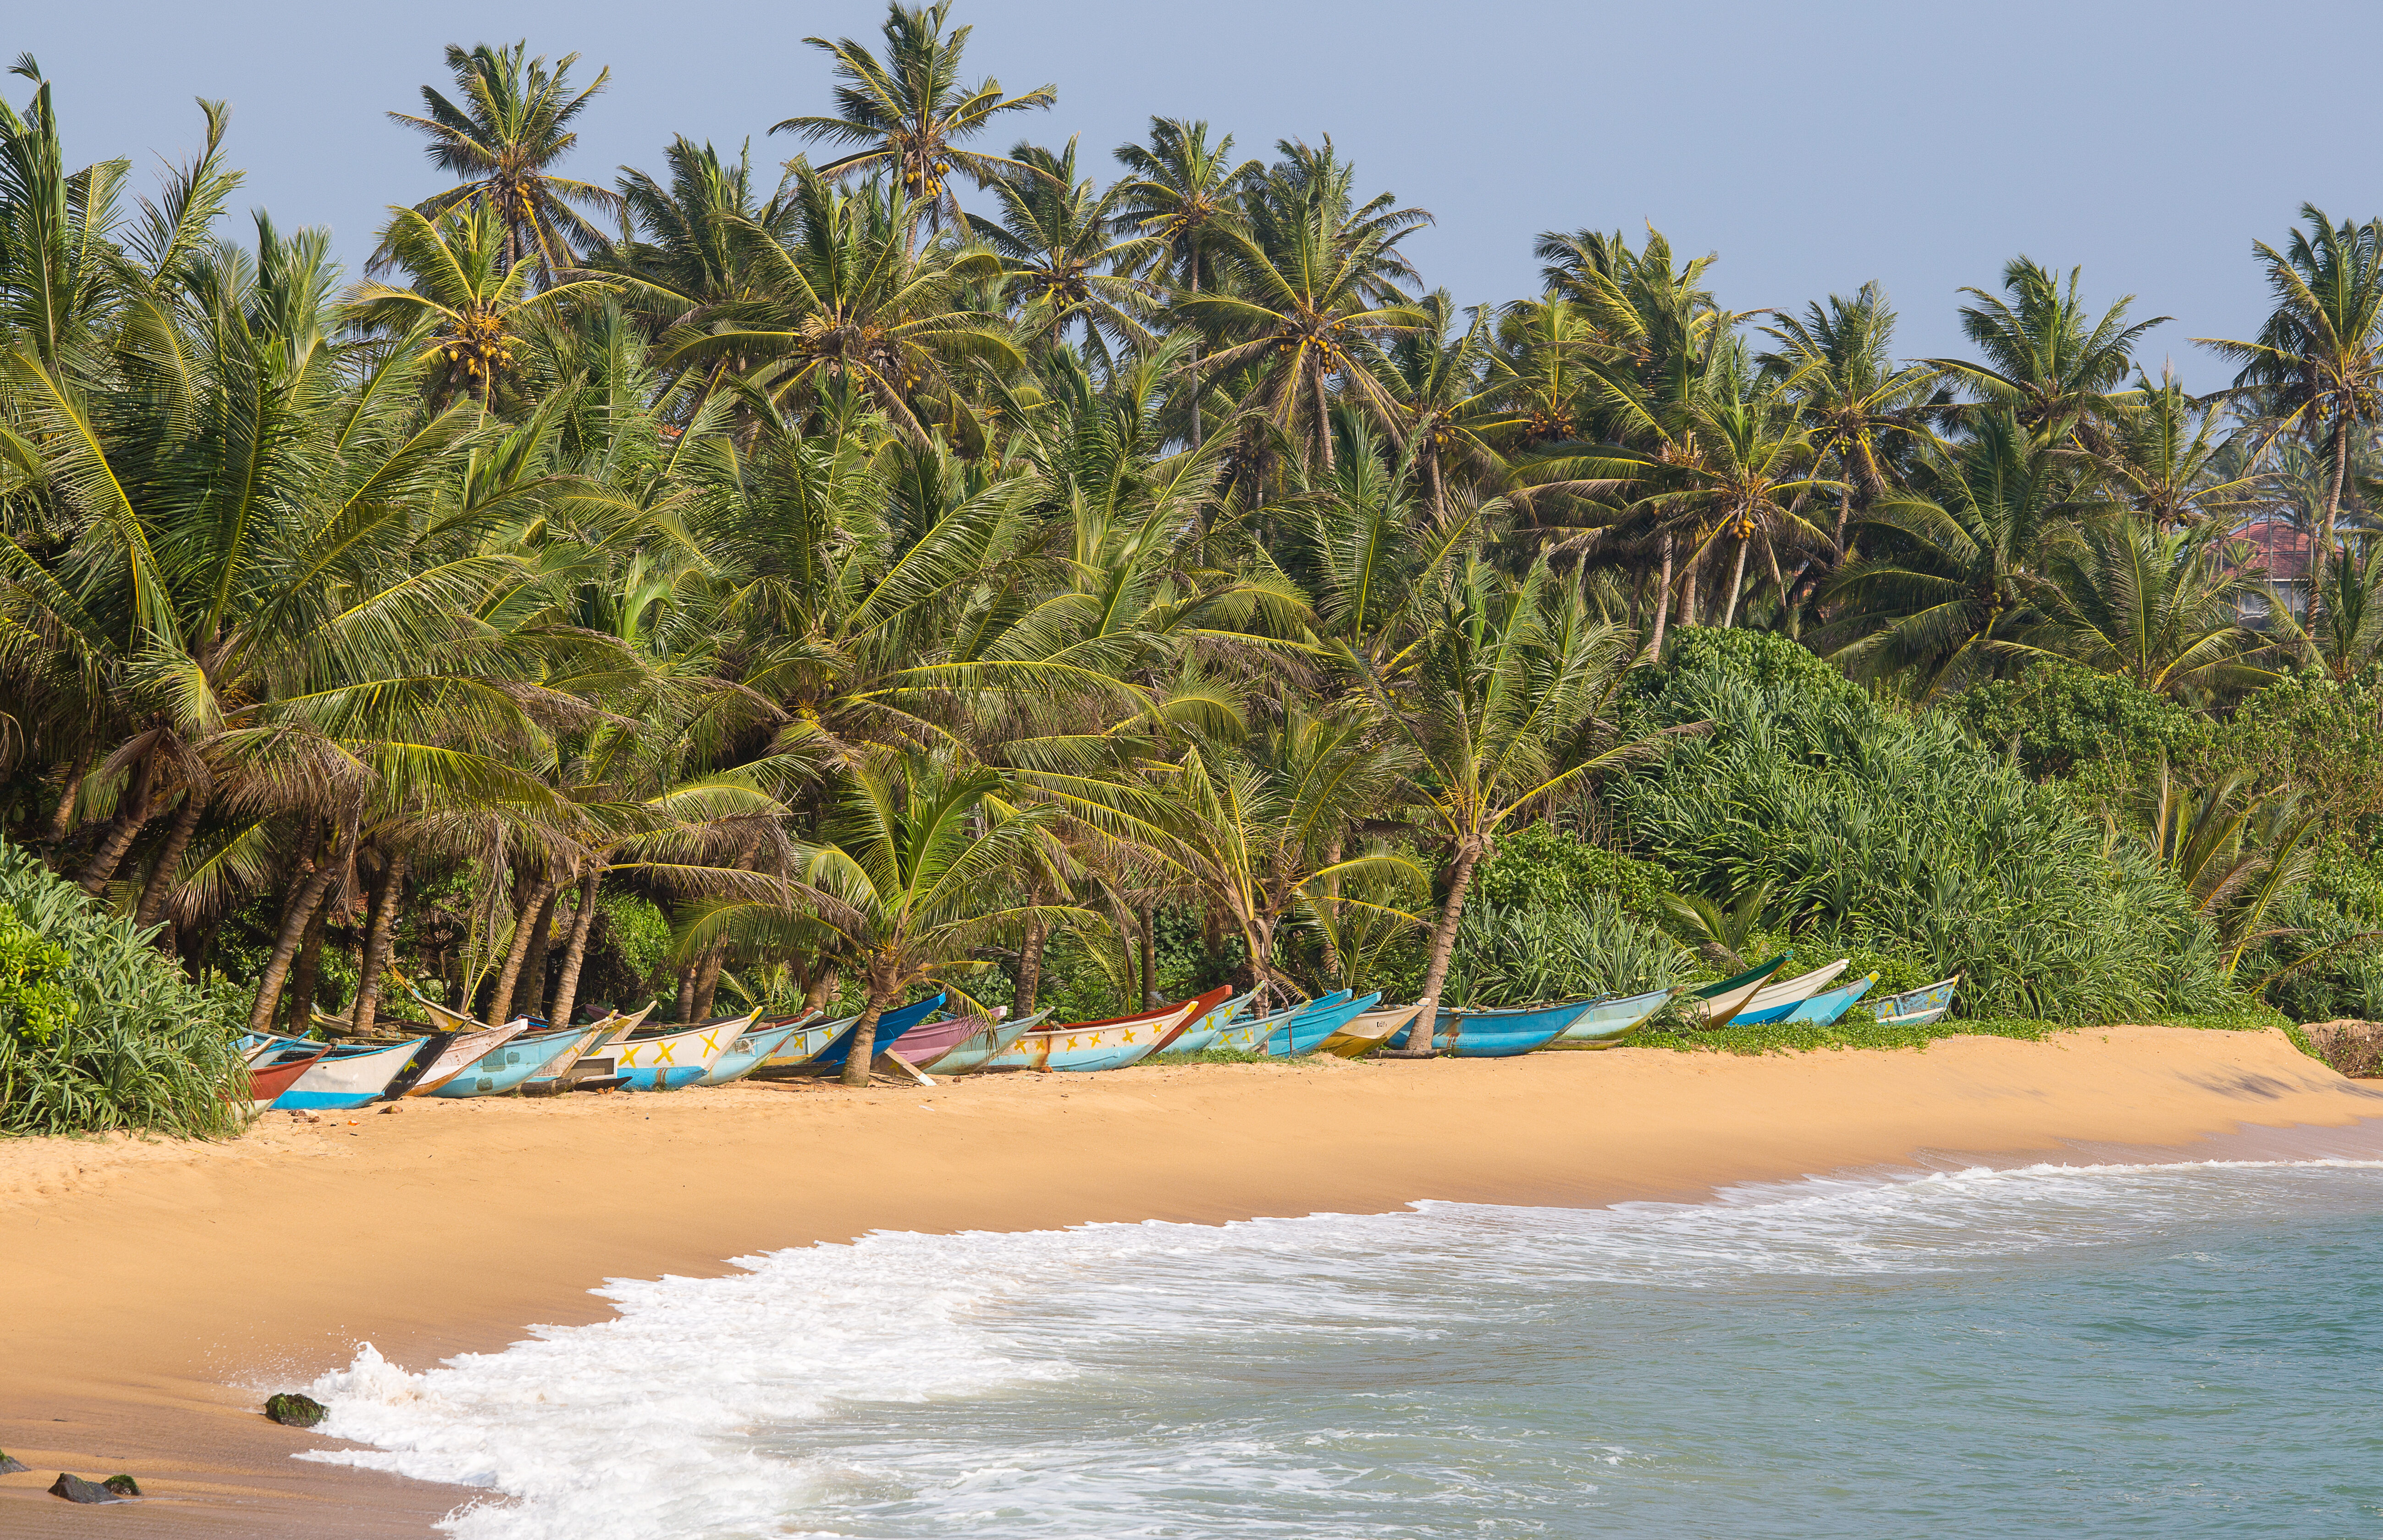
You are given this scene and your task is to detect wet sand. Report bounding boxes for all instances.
[1,1024,2375,1536]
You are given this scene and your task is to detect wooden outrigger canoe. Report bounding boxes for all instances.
[275,1036,445,1110]
[246,1044,331,1110]
[1205,991,1350,1054]
[1260,992,1378,1057]
[429,1019,615,1098]
[1317,1001,1427,1058]
[1555,985,1681,1047]
[699,1013,821,1087]
[1777,973,1878,1027]
[982,997,1199,1072]
[1681,955,1791,1028]
[909,1012,1042,1076]
[524,1007,649,1093]
[1054,986,1236,1055]
[1153,989,1254,1055]
[1391,998,1596,1057]
[754,993,948,1076]
[1727,960,1851,1026]
[612,1011,757,1090]
[1872,973,1961,1027]
[402,1021,532,1097]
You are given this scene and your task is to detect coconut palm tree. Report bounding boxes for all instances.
[2097,366,2268,529]
[1758,282,1938,552]
[1923,257,2165,443]
[2021,516,2275,698]
[385,42,620,286]
[771,0,1055,246]
[2198,205,2383,595]
[982,139,1156,365]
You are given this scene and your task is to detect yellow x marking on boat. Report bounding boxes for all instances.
[701,1031,722,1056]
[1065,1036,1081,1051]
[652,1041,677,1065]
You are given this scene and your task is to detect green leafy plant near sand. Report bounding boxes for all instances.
[0,841,248,1137]
[1642,1007,2293,1057]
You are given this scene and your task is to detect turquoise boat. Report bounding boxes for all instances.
[699,1014,819,1087]
[1873,973,1961,1027]
[1391,998,1598,1057]
[983,994,1203,1072]
[1260,992,1378,1057]
[427,1021,605,1098]
[1556,986,1679,1046]
[915,1012,1039,1075]
[613,1011,756,1090]
[1207,991,1350,1054]
[1682,955,1791,1027]
[1156,990,1254,1055]
[1777,973,1878,1027]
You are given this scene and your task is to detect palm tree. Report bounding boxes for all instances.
[353,201,613,405]
[771,1,1055,246]
[596,136,795,332]
[1923,257,2165,442]
[385,42,620,286]
[1758,282,1938,552]
[982,139,1156,364]
[774,748,1082,1086]
[2198,205,2383,595]
[2021,516,2275,697]
[2097,366,2267,529]
[1360,561,1655,1053]
[1383,291,1510,519]
[1113,117,1256,447]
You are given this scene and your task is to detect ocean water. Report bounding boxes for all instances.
[301,1147,2383,1539]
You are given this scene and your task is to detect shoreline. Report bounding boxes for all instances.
[2,1025,2377,1537]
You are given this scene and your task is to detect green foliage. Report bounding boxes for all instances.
[1950,660,2211,792]
[1471,821,1667,916]
[599,893,673,992]
[1442,894,1685,1008]
[1639,628,1865,715]
[1646,1010,2289,1057]
[0,840,247,1138]
[1613,640,2246,1023]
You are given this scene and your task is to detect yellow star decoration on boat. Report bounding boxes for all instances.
[1121,1029,1135,1043]
[1065,1036,1081,1050]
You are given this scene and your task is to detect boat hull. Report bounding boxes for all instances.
[699,1017,816,1087]
[1318,1002,1426,1058]
[1872,975,1961,1027]
[1155,992,1253,1055]
[275,1038,431,1110]
[1201,991,1350,1054]
[1777,974,1877,1027]
[1393,999,1598,1057]
[984,999,1195,1071]
[913,1016,1034,1076]
[426,1023,598,1098]
[403,1022,531,1097]
[612,1013,754,1090]
[1683,955,1790,1028]
[1261,994,1377,1057]
[1556,987,1676,1044]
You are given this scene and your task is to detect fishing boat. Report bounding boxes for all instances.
[699,1013,821,1087]
[401,1021,531,1097]
[1318,1001,1427,1058]
[246,1044,331,1110]
[274,1035,444,1110]
[612,1010,757,1090]
[1681,955,1791,1027]
[1727,960,1853,1027]
[883,1008,1038,1071]
[1054,986,1236,1055]
[1151,989,1253,1055]
[1260,992,1378,1057]
[1206,990,1350,1054]
[1872,974,1962,1027]
[1555,985,1681,1046]
[523,1007,649,1093]
[982,997,1198,1072]
[1777,973,1878,1027]
[1391,998,1599,1057]
[775,992,951,1076]
[428,1019,615,1099]
[909,1012,1041,1076]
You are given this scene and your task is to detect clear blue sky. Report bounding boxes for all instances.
[11,0,2378,388]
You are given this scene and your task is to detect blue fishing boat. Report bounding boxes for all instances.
[1872,973,1961,1027]
[1776,973,1878,1027]
[1390,999,1598,1057]
[1728,961,1852,1026]
[1261,992,1378,1057]
[1155,990,1254,1055]
[426,1022,600,1098]
[1207,991,1350,1054]
[817,992,949,1073]
[1556,986,1680,1045]
[699,1014,818,1087]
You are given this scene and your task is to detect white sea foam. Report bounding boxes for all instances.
[294,1156,2383,1539]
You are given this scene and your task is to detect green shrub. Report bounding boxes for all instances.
[0,839,248,1137]
[1949,660,2211,794]
[1613,641,2243,1023]
[1444,894,1685,1007]
[1472,821,1667,915]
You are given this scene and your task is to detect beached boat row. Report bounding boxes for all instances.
[235,962,1961,1112]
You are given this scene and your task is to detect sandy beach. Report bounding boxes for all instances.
[1,1024,2376,1536]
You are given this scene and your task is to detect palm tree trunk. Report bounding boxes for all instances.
[1138,900,1157,1007]
[689,943,726,1022]
[348,849,410,1036]
[43,752,87,842]
[516,883,563,1019]
[1389,840,1486,1059]
[1646,531,1675,660]
[1187,260,1204,452]
[489,877,554,1025]
[284,898,331,1034]
[1681,551,1702,629]
[802,963,840,1016]
[250,822,357,1034]
[78,751,157,895]
[133,783,210,932]
[2319,418,2350,607]
[841,968,897,1087]
[673,963,699,1023]
[546,864,603,1030]
[1721,538,1751,628]
[1017,909,1048,1015]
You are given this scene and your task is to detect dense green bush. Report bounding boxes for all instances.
[0,839,248,1137]
[1443,895,1684,1008]
[1614,632,2243,1023]
[1949,660,2211,793]
[1469,821,1668,916]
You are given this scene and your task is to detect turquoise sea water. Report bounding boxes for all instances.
[306,1137,2383,1539]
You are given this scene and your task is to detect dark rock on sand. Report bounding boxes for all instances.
[0,1451,28,1474]
[265,1392,328,1428]
[49,1472,122,1503]
[2300,1020,2383,1078]
[103,1474,141,1496]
